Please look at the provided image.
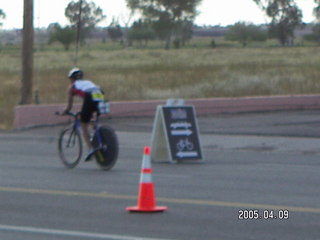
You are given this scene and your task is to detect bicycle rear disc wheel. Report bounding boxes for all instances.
[58,128,82,169]
[92,126,119,171]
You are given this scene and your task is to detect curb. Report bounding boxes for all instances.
[14,95,320,129]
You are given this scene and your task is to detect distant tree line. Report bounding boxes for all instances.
[2,0,320,49]
[224,22,268,47]
[48,0,320,48]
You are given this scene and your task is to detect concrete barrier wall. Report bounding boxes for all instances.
[14,95,320,128]
[187,95,320,115]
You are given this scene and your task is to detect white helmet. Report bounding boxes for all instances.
[68,68,83,79]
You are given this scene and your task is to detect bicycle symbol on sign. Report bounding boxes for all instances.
[176,138,194,152]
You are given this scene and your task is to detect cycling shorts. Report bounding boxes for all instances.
[81,93,98,123]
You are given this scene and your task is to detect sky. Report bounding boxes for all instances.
[0,0,317,29]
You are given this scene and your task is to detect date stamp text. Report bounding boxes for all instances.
[238,209,289,220]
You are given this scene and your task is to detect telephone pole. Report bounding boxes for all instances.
[20,0,34,104]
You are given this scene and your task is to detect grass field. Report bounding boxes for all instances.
[1,40,320,129]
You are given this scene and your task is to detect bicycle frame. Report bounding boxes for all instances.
[72,113,81,131]
[60,113,80,150]
[67,112,102,145]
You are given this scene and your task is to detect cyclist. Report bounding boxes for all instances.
[62,68,104,161]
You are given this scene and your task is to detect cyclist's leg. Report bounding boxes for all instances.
[81,122,92,149]
[82,122,97,161]
[80,94,98,161]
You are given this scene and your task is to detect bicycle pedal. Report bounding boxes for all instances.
[84,150,96,162]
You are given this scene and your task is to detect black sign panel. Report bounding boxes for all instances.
[162,106,202,161]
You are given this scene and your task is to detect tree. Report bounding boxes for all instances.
[126,0,202,49]
[65,0,106,40]
[304,24,320,44]
[107,19,123,42]
[127,19,155,47]
[225,22,268,47]
[48,23,76,51]
[0,9,5,26]
[314,0,320,20]
[307,0,320,45]
[152,12,175,43]
[253,0,303,46]
[177,19,194,46]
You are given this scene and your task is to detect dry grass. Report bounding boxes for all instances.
[1,45,320,129]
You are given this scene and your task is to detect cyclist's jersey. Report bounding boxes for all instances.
[71,80,104,101]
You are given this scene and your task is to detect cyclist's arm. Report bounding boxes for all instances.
[62,86,74,114]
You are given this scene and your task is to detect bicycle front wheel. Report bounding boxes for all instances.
[92,126,119,171]
[58,127,83,169]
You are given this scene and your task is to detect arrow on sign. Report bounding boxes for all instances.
[170,122,192,129]
[176,151,198,158]
[171,129,193,136]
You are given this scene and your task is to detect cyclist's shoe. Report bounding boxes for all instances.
[84,149,96,162]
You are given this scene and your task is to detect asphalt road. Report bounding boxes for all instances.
[0,110,320,240]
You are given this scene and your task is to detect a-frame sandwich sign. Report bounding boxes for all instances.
[150,101,203,163]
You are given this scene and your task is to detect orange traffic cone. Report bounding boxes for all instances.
[126,146,167,213]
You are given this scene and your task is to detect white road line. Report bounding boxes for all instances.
[0,224,171,240]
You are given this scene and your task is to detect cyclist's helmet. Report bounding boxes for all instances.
[68,68,83,80]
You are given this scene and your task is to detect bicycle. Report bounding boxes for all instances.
[56,111,119,170]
